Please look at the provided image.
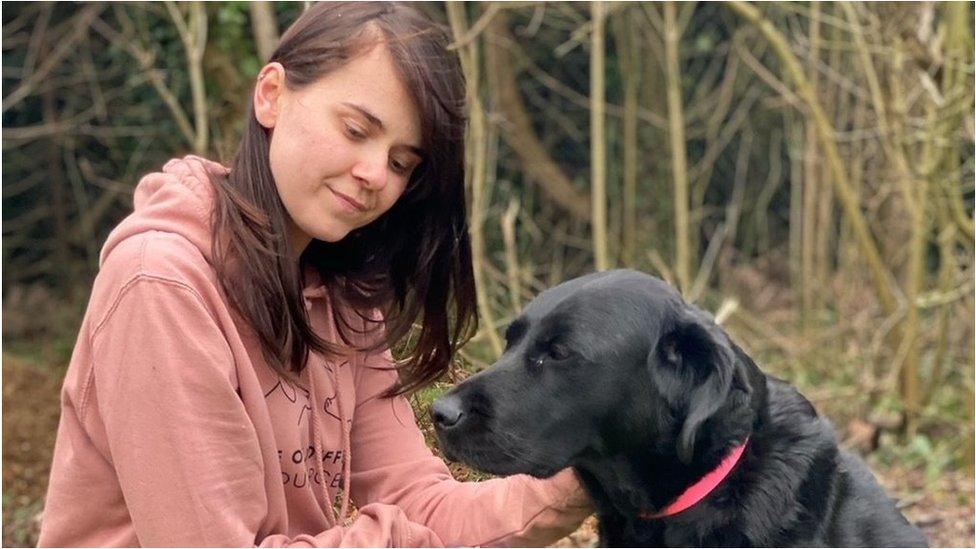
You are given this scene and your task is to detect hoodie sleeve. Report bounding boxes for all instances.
[349,351,593,547]
[87,274,445,547]
[262,504,445,547]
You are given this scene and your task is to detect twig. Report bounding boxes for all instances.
[448,3,501,51]
[591,0,609,271]
[688,222,728,304]
[2,3,104,114]
[166,1,209,154]
[501,198,522,314]
[734,40,804,111]
[497,33,666,130]
[22,2,53,78]
[90,13,196,147]
[664,1,692,292]
[714,298,739,325]
[646,249,675,287]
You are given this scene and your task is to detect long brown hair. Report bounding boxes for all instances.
[212,2,476,395]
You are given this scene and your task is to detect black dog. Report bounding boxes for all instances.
[433,270,927,547]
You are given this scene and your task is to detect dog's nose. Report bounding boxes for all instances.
[432,394,465,428]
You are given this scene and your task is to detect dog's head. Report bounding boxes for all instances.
[433,269,755,477]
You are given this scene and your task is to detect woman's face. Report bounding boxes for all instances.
[254,42,423,252]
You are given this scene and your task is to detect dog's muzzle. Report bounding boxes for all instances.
[431,393,466,430]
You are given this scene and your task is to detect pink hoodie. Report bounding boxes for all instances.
[38,156,591,547]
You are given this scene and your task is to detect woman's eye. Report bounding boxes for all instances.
[344,122,367,140]
[390,158,408,174]
[390,157,419,177]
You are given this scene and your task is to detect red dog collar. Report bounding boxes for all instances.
[639,437,750,520]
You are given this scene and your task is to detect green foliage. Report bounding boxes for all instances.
[214,2,261,79]
[413,382,452,412]
[876,433,956,484]
[2,491,44,548]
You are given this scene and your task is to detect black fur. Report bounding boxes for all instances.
[433,270,927,547]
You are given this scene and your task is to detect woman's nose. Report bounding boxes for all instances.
[351,152,389,191]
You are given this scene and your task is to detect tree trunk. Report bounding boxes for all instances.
[591,1,610,271]
[447,2,503,358]
[486,13,591,222]
[250,1,279,62]
[664,2,692,292]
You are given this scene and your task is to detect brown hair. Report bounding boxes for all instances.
[212,2,476,395]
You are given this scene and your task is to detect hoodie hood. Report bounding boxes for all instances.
[100,155,330,299]
[100,155,230,268]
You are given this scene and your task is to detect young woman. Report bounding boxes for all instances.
[37,3,591,546]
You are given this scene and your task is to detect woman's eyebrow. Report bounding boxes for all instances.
[342,102,385,129]
[341,101,424,156]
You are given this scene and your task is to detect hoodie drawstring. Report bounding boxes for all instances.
[308,357,353,528]
[306,366,338,528]
[332,363,352,524]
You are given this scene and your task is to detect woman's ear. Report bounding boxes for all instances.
[254,62,286,129]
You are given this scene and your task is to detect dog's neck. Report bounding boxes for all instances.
[575,420,753,520]
[574,347,769,540]
[638,438,749,519]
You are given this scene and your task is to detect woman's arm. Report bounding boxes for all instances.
[349,349,593,547]
[41,273,442,547]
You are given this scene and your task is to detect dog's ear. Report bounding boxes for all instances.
[652,309,735,464]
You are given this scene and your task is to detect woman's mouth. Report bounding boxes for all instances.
[328,186,367,213]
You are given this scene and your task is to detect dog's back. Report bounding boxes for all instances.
[742,377,928,547]
[828,451,929,547]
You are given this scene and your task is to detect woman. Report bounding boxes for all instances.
[38,3,591,546]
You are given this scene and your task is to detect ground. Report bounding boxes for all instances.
[3,350,973,547]
[2,354,62,547]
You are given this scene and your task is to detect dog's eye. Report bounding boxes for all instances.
[548,342,571,361]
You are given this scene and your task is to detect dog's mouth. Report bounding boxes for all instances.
[434,423,563,478]
[431,377,577,478]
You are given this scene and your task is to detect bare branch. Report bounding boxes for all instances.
[2,4,104,114]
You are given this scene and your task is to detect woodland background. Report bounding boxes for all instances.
[2,2,974,546]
